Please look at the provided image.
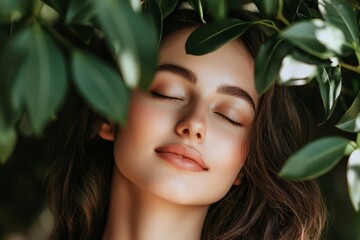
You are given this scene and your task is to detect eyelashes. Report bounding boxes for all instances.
[150,91,242,128]
[214,112,242,127]
[150,91,183,102]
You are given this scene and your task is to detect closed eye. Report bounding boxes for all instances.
[215,112,242,127]
[150,91,183,102]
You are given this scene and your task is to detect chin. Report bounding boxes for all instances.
[152,184,227,206]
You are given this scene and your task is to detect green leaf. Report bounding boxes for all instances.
[0,83,18,164]
[155,0,178,18]
[0,126,17,164]
[280,137,350,180]
[0,28,32,82]
[347,149,360,211]
[40,3,60,24]
[0,0,33,22]
[20,24,67,134]
[0,28,32,125]
[336,91,360,132]
[42,0,68,15]
[68,25,97,44]
[145,0,163,46]
[66,0,94,25]
[207,0,227,19]
[95,0,158,90]
[291,48,332,66]
[255,36,292,95]
[72,50,129,124]
[187,0,208,23]
[253,0,278,18]
[316,66,342,121]
[278,55,318,86]
[281,20,336,59]
[318,0,360,50]
[185,18,251,55]
[310,8,323,19]
[283,0,301,22]
[296,0,312,20]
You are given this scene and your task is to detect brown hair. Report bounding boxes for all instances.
[47,9,326,240]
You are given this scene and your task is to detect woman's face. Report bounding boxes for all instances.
[110,27,258,205]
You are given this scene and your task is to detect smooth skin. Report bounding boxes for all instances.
[100,27,258,240]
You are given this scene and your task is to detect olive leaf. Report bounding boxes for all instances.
[0,126,17,164]
[187,0,207,23]
[280,137,350,180]
[347,149,360,211]
[278,55,318,86]
[296,0,312,20]
[0,0,33,22]
[283,0,301,22]
[207,0,227,19]
[186,18,251,55]
[253,0,278,18]
[72,50,129,124]
[316,66,342,121]
[281,20,340,59]
[66,0,94,25]
[318,0,360,50]
[0,28,32,120]
[42,0,68,16]
[95,0,158,90]
[145,0,163,46]
[20,24,67,134]
[155,0,178,18]
[255,35,292,95]
[336,91,360,133]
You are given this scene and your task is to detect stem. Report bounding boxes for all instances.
[277,0,290,27]
[357,133,360,146]
[345,141,358,156]
[340,62,360,74]
[277,12,290,26]
[356,50,360,68]
[36,17,74,50]
[254,20,281,33]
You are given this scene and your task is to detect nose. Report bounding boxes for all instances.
[175,105,206,143]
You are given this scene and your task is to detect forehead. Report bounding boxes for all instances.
[158,27,258,104]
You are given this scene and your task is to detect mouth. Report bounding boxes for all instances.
[155,144,208,172]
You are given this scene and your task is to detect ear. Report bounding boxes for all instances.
[98,122,115,141]
[233,172,245,186]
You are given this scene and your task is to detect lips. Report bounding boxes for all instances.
[155,144,208,172]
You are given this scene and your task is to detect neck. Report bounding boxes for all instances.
[102,168,209,240]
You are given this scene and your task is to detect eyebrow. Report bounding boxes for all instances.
[157,63,256,111]
[157,64,197,84]
[217,85,256,111]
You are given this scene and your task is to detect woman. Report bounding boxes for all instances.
[47,9,326,240]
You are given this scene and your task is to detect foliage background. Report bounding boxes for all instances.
[0,0,359,239]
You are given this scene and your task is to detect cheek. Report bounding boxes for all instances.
[112,102,157,186]
[205,129,249,199]
[119,94,170,144]
[210,127,249,168]
[112,95,174,179]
